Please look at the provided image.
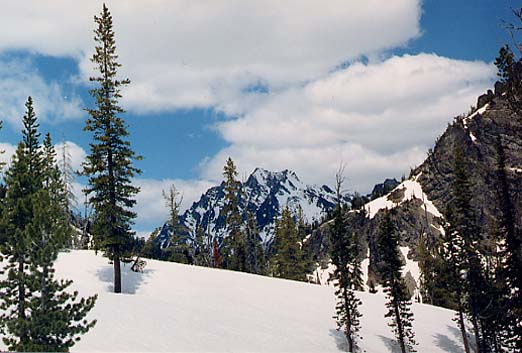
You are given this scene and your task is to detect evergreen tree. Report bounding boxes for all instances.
[82,4,141,293]
[377,210,417,353]
[417,234,455,308]
[141,228,162,260]
[440,208,472,353]
[329,168,363,352]
[271,207,305,281]
[0,99,96,351]
[493,136,521,351]
[0,97,43,349]
[446,145,487,353]
[220,158,246,271]
[245,210,264,274]
[194,224,211,267]
[25,133,97,352]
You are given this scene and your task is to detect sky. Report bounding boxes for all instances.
[0,0,514,236]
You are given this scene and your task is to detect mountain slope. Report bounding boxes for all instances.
[7,250,469,353]
[309,84,522,293]
[157,168,350,247]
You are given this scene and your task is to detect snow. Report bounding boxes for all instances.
[400,247,420,284]
[1,250,467,353]
[364,175,442,219]
[463,104,488,128]
[463,104,488,143]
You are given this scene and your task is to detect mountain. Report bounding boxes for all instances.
[156,168,351,247]
[31,250,465,353]
[309,81,522,292]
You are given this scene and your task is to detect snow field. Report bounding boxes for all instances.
[9,250,468,353]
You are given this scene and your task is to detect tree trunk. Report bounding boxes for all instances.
[457,303,471,353]
[18,255,28,345]
[471,315,481,353]
[394,298,407,353]
[344,289,354,352]
[114,255,121,293]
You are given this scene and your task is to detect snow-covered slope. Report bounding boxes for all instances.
[6,250,469,353]
[364,174,442,219]
[157,168,350,246]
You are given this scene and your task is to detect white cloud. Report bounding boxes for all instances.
[0,142,17,172]
[54,140,87,173]
[133,178,214,228]
[201,54,496,192]
[0,58,83,127]
[0,0,421,114]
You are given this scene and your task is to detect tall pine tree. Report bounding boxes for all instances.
[492,136,521,351]
[329,168,363,352]
[220,158,246,271]
[82,4,141,293]
[0,97,43,349]
[245,210,264,274]
[446,145,487,353]
[377,209,417,353]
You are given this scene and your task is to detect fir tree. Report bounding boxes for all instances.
[25,133,97,352]
[220,158,246,271]
[447,145,487,353]
[0,97,43,349]
[245,210,264,274]
[194,224,211,267]
[82,4,141,293]
[329,167,363,352]
[377,210,416,353]
[271,207,305,281]
[493,136,521,350]
[0,99,96,351]
[440,208,472,353]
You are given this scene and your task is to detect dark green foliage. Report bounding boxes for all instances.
[417,235,455,309]
[220,158,247,271]
[194,225,211,267]
[495,45,522,115]
[245,211,264,274]
[82,4,141,293]
[377,210,416,353]
[329,171,363,352]
[271,207,306,281]
[141,228,163,260]
[446,145,488,352]
[492,137,522,351]
[0,98,96,351]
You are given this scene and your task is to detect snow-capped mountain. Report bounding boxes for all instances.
[156,168,350,247]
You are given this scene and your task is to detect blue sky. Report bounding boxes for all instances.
[0,0,514,235]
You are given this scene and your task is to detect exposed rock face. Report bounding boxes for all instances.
[308,86,522,292]
[416,92,522,231]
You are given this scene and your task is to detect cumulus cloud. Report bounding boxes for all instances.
[201,54,496,192]
[0,0,421,113]
[0,58,83,127]
[54,140,87,172]
[133,178,214,228]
